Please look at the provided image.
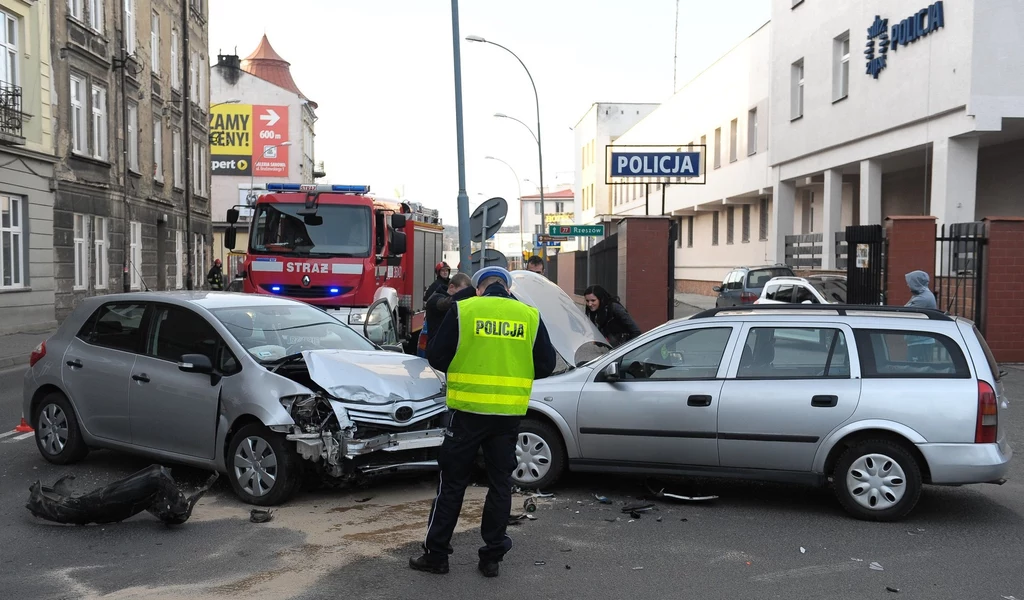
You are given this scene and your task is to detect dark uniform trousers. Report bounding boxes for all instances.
[423,409,521,562]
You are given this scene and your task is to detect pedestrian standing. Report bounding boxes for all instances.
[412,266,556,578]
[526,256,546,276]
[583,285,642,347]
[904,270,937,309]
[207,259,224,291]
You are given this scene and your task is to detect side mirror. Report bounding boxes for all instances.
[390,214,407,229]
[600,361,621,382]
[226,208,240,224]
[224,227,237,251]
[178,353,214,375]
[712,286,723,293]
[390,231,407,255]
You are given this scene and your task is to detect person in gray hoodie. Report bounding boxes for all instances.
[905,270,937,309]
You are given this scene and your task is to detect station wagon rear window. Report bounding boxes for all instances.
[746,268,793,288]
[854,329,970,379]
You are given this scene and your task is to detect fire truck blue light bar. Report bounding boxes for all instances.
[265,183,371,194]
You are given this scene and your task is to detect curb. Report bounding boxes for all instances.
[0,355,27,371]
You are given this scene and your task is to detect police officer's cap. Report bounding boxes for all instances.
[472,266,512,288]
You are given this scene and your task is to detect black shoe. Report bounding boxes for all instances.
[409,554,449,574]
[478,559,500,578]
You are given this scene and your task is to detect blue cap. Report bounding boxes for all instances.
[471,266,512,288]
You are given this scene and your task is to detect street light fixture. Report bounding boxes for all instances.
[484,155,526,266]
[467,34,548,260]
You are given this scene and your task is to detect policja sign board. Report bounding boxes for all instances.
[210,104,290,177]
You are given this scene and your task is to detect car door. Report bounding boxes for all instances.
[61,301,150,444]
[576,324,739,467]
[716,323,861,472]
[363,298,400,347]
[129,303,227,459]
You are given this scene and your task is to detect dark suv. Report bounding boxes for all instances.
[713,265,796,307]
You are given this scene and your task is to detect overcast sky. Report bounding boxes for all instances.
[208,0,770,227]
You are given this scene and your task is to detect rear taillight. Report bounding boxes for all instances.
[975,380,998,444]
[29,341,46,368]
[740,292,758,304]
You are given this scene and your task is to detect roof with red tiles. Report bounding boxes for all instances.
[241,35,317,108]
[521,188,575,200]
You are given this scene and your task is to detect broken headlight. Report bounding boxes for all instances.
[280,394,319,419]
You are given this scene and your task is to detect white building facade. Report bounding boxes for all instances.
[579,0,1024,293]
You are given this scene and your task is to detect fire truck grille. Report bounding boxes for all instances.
[260,284,351,299]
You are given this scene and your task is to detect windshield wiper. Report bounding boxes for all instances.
[276,322,337,332]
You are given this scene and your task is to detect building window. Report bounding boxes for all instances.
[833,32,850,102]
[127,101,139,172]
[93,216,108,289]
[172,129,182,188]
[714,128,722,169]
[791,59,805,120]
[742,204,751,243]
[153,121,163,182]
[712,211,720,246]
[191,140,199,193]
[759,197,769,240]
[747,108,758,156]
[124,0,136,55]
[91,85,107,161]
[130,221,142,290]
[1,195,23,288]
[88,0,103,33]
[73,214,89,290]
[534,224,542,235]
[0,10,17,86]
[69,0,84,21]
[729,119,738,163]
[534,202,541,215]
[70,75,85,153]
[150,11,160,73]
[193,233,204,288]
[700,135,707,175]
[171,29,179,90]
[189,52,198,102]
[554,201,565,213]
[175,230,183,289]
[687,216,694,248]
[726,206,735,245]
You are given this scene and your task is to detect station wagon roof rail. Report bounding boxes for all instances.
[690,304,954,321]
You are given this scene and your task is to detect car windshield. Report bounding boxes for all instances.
[810,279,847,303]
[212,304,375,362]
[250,202,372,258]
[746,268,794,288]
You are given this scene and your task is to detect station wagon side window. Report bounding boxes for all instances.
[619,327,732,381]
[76,302,149,354]
[854,329,970,379]
[764,284,779,300]
[737,327,850,379]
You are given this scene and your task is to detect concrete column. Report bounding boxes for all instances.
[859,159,882,225]
[930,136,980,226]
[822,169,843,270]
[772,178,796,265]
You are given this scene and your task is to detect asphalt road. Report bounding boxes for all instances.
[1,363,1022,600]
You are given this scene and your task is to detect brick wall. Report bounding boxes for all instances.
[885,216,937,307]
[982,217,1024,363]
[555,250,577,300]
[618,217,672,332]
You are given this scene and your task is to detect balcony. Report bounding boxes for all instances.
[0,82,25,145]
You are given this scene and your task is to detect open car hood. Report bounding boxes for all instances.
[509,271,611,366]
[302,349,444,404]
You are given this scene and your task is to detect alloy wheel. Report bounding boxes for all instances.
[38,403,69,456]
[233,436,279,497]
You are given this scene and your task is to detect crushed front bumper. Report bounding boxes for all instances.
[286,427,445,472]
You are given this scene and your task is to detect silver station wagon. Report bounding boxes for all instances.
[523,304,1012,521]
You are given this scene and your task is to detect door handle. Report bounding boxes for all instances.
[687,394,713,407]
[132,373,150,383]
[811,395,838,407]
[65,359,82,368]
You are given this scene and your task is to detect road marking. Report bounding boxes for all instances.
[0,430,17,440]
[13,432,33,441]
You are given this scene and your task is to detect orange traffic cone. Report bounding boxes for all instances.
[14,415,32,433]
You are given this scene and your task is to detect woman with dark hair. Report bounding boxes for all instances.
[583,285,642,347]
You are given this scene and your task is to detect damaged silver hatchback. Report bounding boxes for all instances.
[23,293,451,506]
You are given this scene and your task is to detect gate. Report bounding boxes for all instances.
[575,234,618,297]
[935,222,987,330]
[845,224,886,305]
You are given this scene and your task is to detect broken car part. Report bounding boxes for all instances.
[26,465,218,526]
[644,479,719,502]
[250,509,274,523]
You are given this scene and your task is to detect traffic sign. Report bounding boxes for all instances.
[537,235,569,242]
[470,197,508,243]
[467,248,508,270]
[548,224,605,237]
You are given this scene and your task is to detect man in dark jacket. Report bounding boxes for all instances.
[207,259,224,291]
[413,267,556,578]
[424,273,473,347]
[423,262,451,303]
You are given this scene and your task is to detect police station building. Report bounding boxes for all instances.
[582,0,1024,293]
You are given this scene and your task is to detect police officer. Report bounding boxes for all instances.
[207,258,224,291]
[411,266,556,578]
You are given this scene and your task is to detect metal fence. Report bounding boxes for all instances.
[0,81,24,139]
[574,233,618,297]
[784,233,823,269]
[935,222,987,329]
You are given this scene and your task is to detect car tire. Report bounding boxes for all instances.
[833,439,923,522]
[227,424,300,506]
[34,392,89,465]
[512,419,566,490]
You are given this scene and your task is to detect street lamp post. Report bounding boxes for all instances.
[484,156,525,266]
[466,35,547,261]
[450,1,473,275]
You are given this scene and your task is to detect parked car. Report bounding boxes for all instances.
[225,277,245,293]
[714,265,796,307]
[522,304,1011,521]
[23,273,610,506]
[756,275,848,305]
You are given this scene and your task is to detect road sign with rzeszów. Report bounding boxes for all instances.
[548,224,604,236]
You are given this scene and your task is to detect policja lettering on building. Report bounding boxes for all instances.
[474,318,527,340]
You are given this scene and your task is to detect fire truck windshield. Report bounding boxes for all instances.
[250,203,372,258]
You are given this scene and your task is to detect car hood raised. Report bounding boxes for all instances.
[302,349,444,404]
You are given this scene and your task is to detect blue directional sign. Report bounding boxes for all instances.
[610,152,701,178]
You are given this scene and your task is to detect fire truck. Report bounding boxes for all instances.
[223,183,445,351]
